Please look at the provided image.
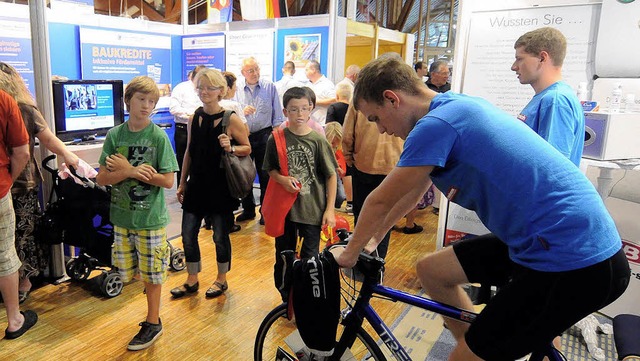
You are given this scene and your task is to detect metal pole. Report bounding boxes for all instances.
[447,0,455,48]
[416,0,424,62]
[328,0,337,80]
[423,0,431,63]
[182,0,189,32]
[29,0,66,279]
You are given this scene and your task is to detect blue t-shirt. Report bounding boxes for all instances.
[517,81,584,166]
[398,92,620,272]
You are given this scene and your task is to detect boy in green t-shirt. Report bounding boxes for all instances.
[96,76,178,351]
[263,87,337,301]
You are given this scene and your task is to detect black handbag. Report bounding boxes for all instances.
[220,110,256,198]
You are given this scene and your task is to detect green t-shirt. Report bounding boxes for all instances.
[263,128,337,226]
[99,122,178,230]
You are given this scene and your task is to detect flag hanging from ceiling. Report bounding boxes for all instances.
[208,0,233,23]
[241,0,287,20]
[274,0,288,18]
[240,0,266,20]
[266,0,288,18]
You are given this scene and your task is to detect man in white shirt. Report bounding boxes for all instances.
[169,65,205,186]
[305,60,336,126]
[275,61,304,106]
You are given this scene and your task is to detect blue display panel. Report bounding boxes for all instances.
[52,79,125,142]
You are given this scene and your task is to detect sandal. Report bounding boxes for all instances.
[5,310,38,339]
[170,282,199,298]
[18,291,30,304]
[205,281,228,298]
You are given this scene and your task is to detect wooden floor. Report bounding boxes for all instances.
[0,205,438,360]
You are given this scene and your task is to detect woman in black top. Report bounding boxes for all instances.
[172,69,251,299]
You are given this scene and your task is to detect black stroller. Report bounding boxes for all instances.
[40,155,186,298]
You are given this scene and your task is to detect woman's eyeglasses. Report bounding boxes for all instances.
[196,86,222,93]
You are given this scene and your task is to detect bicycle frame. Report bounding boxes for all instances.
[333,278,563,361]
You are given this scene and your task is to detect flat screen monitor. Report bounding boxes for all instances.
[52,79,125,142]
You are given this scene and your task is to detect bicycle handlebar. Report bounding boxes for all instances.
[327,239,386,281]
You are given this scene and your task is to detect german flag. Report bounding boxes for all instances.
[267,0,288,18]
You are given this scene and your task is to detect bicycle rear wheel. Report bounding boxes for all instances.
[254,303,385,360]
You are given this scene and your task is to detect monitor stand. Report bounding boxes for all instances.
[74,134,103,145]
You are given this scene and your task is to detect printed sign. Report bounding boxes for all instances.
[80,26,171,85]
[226,29,274,81]
[181,34,225,81]
[0,17,35,95]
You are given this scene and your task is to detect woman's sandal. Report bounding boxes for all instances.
[170,282,199,298]
[18,291,30,304]
[205,281,228,298]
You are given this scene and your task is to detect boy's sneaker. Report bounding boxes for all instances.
[127,319,163,351]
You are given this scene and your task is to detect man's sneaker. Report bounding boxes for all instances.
[127,320,163,351]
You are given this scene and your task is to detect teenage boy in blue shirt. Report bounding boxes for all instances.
[511,27,585,166]
[332,54,629,361]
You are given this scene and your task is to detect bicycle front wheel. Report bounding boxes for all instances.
[254,303,385,361]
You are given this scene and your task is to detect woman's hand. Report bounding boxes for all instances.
[218,133,232,152]
[63,152,80,170]
[176,184,186,204]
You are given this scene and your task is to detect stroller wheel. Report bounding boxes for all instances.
[170,249,186,271]
[101,271,124,298]
[66,258,91,281]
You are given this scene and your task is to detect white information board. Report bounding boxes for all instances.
[461,4,599,116]
[442,3,600,248]
[225,29,275,81]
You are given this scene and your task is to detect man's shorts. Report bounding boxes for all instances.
[112,225,169,284]
[0,192,21,277]
[453,234,630,361]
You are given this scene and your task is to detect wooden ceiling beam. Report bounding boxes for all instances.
[318,0,329,14]
[394,0,415,31]
[299,0,316,15]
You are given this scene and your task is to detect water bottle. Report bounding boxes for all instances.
[610,83,622,113]
[624,94,636,113]
[577,82,588,102]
